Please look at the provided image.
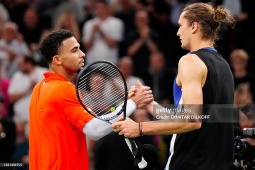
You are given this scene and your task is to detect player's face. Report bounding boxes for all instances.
[57,37,85,73]
[177,12,192,50]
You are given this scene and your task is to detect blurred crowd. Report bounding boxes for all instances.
[0,0,254,169]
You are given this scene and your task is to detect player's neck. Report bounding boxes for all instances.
[190,40,214,52]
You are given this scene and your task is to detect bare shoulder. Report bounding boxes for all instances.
[178,53,207,84]
[179,53,207,72]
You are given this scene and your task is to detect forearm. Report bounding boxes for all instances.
[71,27,81,42]
[127,38,145,56]
[141,121,201,135]
[100,33,118,48]
[84,40,94,51]
[144,101,202,135]
[9,92,28,102]
[146,39,158,53]
[84,31,96,50]
[146,101,158,117]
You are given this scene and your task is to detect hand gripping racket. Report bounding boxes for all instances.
[76,60,147,169]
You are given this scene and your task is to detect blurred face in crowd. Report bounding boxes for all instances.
[62,11,76,29]
[18,57,30,74]
[24,7,39,29]
[95,2,108,18]
[231,58,247,72]
[150,53,165,73]
[3,26,17,42]
[118,57,133,78]
[234,83,253,106]
[135,11,149,28]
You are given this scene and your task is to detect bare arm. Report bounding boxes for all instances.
[127,38,145,56]
[127,27,158,56]
[112,54,207,137]
[100,31,119,48]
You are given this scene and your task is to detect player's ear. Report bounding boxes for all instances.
[52,55,61,65]
[191,22,199,33]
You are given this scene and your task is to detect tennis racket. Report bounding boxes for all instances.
[76,60,147,169]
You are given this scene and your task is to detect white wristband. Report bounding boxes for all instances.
[109,99,137,123]
[84,99,137,140]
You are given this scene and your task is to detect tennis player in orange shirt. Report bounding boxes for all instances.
[29,29,153,170]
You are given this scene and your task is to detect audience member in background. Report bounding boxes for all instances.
[0,60,10,117]
[230,49,255,100]
[0,2,10,39]
[233,83,255,168]
[0,21,30,78]
[141,52,175,104]
[54,10,81,43]
[234,83,254,128]
[8,56,48,123]
[126,10,159,76]
[94,109,162,170]
[19,6,48,52]
[0,93,16,163]
[82,0,124,65]
[133,0,170,61]
[110,0,136,57]
[118,56,145,90]
[12,122,29,169]
[133,0,169,33]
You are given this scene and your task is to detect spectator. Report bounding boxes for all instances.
[0,2,10,39]
[0,22,30,78]
[126,10,159,76]
[54,9,81,43]
[141,52,175,104]
[19,6,48,52]
[0,60,10,117]
[111,0,137,57]
[234,83,254,128]
[0,93,16,163]
[94,109,162,170]
[82,0,124,65]
[12,122,29,169]
[7,56,48,123]
[118,56,145,90]
[230,49,255,100]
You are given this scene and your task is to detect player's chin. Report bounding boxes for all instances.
[76,66,84,73]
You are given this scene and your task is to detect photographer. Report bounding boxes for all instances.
[233,83,255,170]
[243,138,255,148]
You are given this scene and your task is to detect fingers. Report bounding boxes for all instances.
[112,122,121,132]
[118,117,124,121]
[128,85,138,99]
[136,80,143,88]
[111,120,139,138]
[130,85,137,91]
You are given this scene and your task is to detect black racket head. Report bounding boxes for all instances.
[76,61,128,121]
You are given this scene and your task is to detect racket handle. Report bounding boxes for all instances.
[124,138,148,169]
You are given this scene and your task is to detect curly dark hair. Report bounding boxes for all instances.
[39,29,74,64]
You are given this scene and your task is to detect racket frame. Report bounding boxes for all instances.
[76,60,128,121]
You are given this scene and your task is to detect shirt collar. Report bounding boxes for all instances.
[43,72,68,81]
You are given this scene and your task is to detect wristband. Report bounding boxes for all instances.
[139,122,143,136]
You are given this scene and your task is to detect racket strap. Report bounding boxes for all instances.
[130,138,160,166]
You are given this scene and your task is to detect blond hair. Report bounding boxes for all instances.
[230,49,249,62]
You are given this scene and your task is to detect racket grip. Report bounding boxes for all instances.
[124,138,148,169]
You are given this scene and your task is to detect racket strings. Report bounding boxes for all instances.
[77,62,126,120]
